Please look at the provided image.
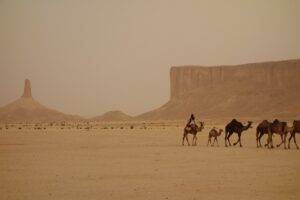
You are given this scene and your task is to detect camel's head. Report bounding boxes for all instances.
[198,121,204,129]
[247,121,253,128]
[218,129,223,135]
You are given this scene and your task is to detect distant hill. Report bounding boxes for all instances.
[0,79,82,123]
[91,110,133,122]
[137,59,300,121]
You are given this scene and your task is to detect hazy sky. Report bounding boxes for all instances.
[0,0,299,117]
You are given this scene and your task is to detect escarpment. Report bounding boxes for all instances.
[139,59,300,120]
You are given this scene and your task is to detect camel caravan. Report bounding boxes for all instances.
[182,114,300,150]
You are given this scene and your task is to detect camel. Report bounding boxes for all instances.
[225,119,252,147]
[256,120,271,148]
[182,121,204,146]
[288,120,300,149]
[207,128,223,146]
[264,119,288,149]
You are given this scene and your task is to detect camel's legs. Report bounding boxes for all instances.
[182,135,185,146]
[265,131,274,149]
[233,133,240,146]
[256,130,260,148]
[277,134,284,148]
[258,132,264,147]
[233,133,242,147]
[256,131,264,148]
[288,132,293,149]
[212,138,215,146]
[193,135,197,146]
[207,137,211,146]
[185,134,190,146]
[270,133,274,148]
[212,137,218,146]
[276,134,287,149]
[265,137,270,148]
[227,132,233,146]
[265,135,271,148]
[283,133,287,149]
[293,134,299,149]
[215,137,219,146]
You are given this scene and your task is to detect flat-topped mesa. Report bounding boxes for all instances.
[170,59,300,100]
[138,59,300,120]
[21,79,32,98]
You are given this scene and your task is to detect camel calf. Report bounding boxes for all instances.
[207,128,223,146]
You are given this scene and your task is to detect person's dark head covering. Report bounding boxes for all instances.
[191,114,195,120]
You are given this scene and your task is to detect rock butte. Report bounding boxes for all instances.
[0,79,81,123]
[21,79,32,98]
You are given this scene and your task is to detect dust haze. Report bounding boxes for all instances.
[1,0,300,116]
[1,1,300,200]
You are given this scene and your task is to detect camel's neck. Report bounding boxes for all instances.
[243,123,251,130]
[197,123,204,131]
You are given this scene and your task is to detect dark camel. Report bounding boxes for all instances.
[288,120,300,149]
[207,128,223,147]
[256,120,271,148]
[182,121,204,146]
[225,119,252,147]
[264,119,288,149]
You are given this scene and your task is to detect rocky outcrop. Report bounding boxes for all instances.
[21,79,32,98]
[139,59,300,120]
[91,110,133,122]
[0,79,82,122]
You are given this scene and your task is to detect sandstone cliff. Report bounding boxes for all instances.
[138,59,300,120]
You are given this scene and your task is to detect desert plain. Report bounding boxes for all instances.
[0,121,299,200]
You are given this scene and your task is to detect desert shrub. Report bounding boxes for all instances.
[120,127,124,129]
[130,125,134,129]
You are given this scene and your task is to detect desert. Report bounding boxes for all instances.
[1,121,299,200]
[1,1,300,200]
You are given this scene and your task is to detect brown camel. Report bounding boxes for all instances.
[182,121,204,146]
[265,119,288,149]
[288,120,300,149]
[225,119,252,147]
[207,128,223,146]
[256,120,271,148]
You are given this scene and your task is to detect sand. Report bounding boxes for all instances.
[0,124,299,200]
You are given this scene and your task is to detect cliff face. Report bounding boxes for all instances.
[170,60,300,100]
[139,59,300,120]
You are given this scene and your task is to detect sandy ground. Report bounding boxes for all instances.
[0,125,299,200]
